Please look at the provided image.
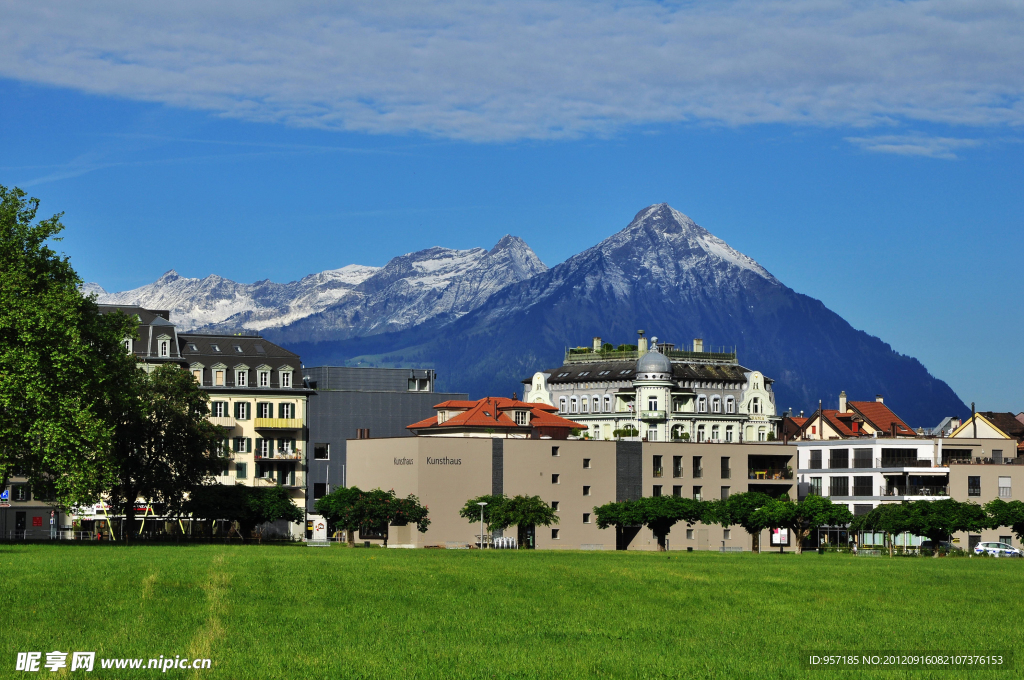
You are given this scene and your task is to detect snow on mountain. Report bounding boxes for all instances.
[95,236,546,337]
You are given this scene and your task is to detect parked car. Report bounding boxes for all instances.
[973,542,1022,557]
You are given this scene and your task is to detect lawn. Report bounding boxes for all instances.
[1,544,1020,679]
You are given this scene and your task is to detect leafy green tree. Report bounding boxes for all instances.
[459,494,508,532]
[501,495,559,548]
[0,185,137,508]
[315,485,365,547]
[985,499,1024,541]
[850,503,912,557]
[594,496,706,551]
[751,494,853,554]
[109,364,225,541]
[316,486,430,547]
[185,484,303,542]
[707,492,773,553]
[904,499,987,556]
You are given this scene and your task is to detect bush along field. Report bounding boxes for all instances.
[2,544,1022,679]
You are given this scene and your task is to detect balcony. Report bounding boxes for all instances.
[880,485,949,497]
[640,410,667,421]
[254,418,302,430]
[209,416,236,429]
[748,469,793,480]
[876,458,934,468]
[653,468,664,478]
[254,452,302,461]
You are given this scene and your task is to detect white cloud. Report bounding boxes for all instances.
[844,134,983,159]
[1,1,1022,142]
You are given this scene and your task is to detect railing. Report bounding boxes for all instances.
[876,458,933,468]
[693,467,703,479]
[209,416,236,428]
[947,457,1024,465]
[254,418,302,430]
[748,469,793,480]
[673,468,683,478]
[255,453,301,461]
[853,458,873,469]
[564,348,738,364]
[880,486,949,497]
[640,410,666,420]
[808,461,822,470]
[653,468,664,478]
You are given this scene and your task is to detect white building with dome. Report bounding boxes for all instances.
[522,332,780,442]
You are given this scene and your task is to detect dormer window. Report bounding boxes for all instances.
[123,338,133,353]
[438,411,447,424]
[236,370,248,387]
[187,343,198,352]
[215,370,225,386]
[579,371,590,377]
[515,410,528,425]
[557,372,570,378]
[259,371,269,387]
[281,371,292,388]
[159,340,169,357]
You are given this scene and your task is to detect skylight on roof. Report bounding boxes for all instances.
[579,371,590,376]
[211,344,221,352]
[598,370,611,376]
[187,344,198,352]
[254,344,265,353]
[234,345,243,353]
[619,369,632,375]
[557,372,570,378]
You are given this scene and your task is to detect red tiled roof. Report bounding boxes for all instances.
[409,397,585,432]
[848,401,915,436]
[820,409,856,437]
[789,417,808,427]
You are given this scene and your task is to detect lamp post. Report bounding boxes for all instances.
[477,501,488,549]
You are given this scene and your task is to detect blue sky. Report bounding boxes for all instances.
[1,1,1022,412]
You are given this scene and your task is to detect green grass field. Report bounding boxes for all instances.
[1,544,1021,679]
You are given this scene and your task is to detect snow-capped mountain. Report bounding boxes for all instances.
[92,235,546,337]
[279,203,967,425]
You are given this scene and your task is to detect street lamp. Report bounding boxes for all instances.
[477,501,488,549]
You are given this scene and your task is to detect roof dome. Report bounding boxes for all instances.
[635,349,672,378]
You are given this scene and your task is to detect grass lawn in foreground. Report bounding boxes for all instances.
[1,544,1021,679]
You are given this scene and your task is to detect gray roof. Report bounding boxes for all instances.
[177,333,299,370]
[526,360,762,385]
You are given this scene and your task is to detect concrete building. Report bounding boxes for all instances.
[524,332,781,443]
[347,438,798,551]
[303,366,466,512]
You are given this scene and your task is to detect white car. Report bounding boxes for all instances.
[974,542,1022,557]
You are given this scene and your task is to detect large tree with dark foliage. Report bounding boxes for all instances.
[594,496,707,551]
[186,484,302,541]
[0,185,137,509]
[316,486,430,547]
[751,494,853,554]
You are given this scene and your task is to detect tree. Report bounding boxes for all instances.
[850,503,912,557]
[0,185,137,509]
[185,484,303,542]
[904,499,987,556]
[500,495,559,548]
[316,486,430,548]
[594,496,706,551]
[707,492,773,553]
[751,495,853,554]
[109,364,224,541]
[459,494,508,533]
[985,499,1024,542]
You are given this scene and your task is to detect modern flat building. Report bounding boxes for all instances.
[524,332,781,443]
[303,366,466,513]
[346,438,798,551]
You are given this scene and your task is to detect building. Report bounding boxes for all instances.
[347,437,798,550]
[950,412,1024,455]
[796,393,916,440]
[406,397,586,439]
[303,366,466,513]
[523,332,781,443]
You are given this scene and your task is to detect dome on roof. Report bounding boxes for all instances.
[635,349,672,378]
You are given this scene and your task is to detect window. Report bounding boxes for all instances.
[854,504,872,516]
[725,425,734,442]
[257,402,273,418]
[672,485,682,497]
[579,371,590,377]
[758,427,767,441]
[259,371,270,387]
[1000,536,1012,546]
[648,428,658,442]
[583,485,591,496]
[686,528,694,540]
[552,474,560,484]
[697,425,705,442]
[233,437,251,453]
[692,456,702,478]
[313,483,328,500]
[829,449,850,469]
[721,457,730,479]
[592,396,600,413]
[314,443,330,460]
[13,485,30,502]
[999,476,1011,498]
[603,395,612,412]
[721,486,730,500]
[551,529,560,540]
[751,397,760,414]
[211,344,221,353]
[235,370,247,387]
[809,477,822,496]
[234,402,249,420]
[212,402,228,418]
[192,369,202,383]
[653,485,662,497]
[256,439,270,457]
[278,438,294,454]
[551,446,560,457]
[215,370,225,386]
[723,529,731,540]
[559,397,567,413]
[570,397,578,413]
[673,456,682,478]
[551,501,559,511]
[583,458,591,469]
[515,410,528,425]
[124,338,133,353]
[557,372,570,378]
[711,425,720,441]
[279,403,294,419]
[692,486,702,501]
[188,343,198,352]
[281,371,292,388]
[711,397,721,413]
[852,476,873,497]
[160,340,169,357]
[829,477,849,497]
[653,455,663,477]
[583,513,591,524]
[648,396,658,411]
[235,462,248,479]
[853,448,872,468]
[725,397,735,414]
[581,398,588,413]
[809,450,822,469]
[697,396,707,413]
[968,476,981,497]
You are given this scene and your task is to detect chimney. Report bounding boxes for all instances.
[637,330,648,355]
[800,410,804,418]
[838,390,847,413]
[593,337,601,352]
[876,394,884,404]
[693,338,704,353]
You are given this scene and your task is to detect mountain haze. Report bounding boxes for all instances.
[93,204,968,425]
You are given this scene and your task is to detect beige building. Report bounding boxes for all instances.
[347,438,798,551]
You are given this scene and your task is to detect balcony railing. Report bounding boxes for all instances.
[880,485,949,497]
[640,410,667,421]
[254,418,302,430]
[209,416,236,429]
[673,468,683,478]
[748,469,793,480]
[876,458,933,468]
[653,468,664,478]
[721,468,731,479]
[254,452,302,461]
[693,467,703,479]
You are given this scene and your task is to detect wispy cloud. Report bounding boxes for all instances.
[844,134,984,159]
[1,1,1022,142]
